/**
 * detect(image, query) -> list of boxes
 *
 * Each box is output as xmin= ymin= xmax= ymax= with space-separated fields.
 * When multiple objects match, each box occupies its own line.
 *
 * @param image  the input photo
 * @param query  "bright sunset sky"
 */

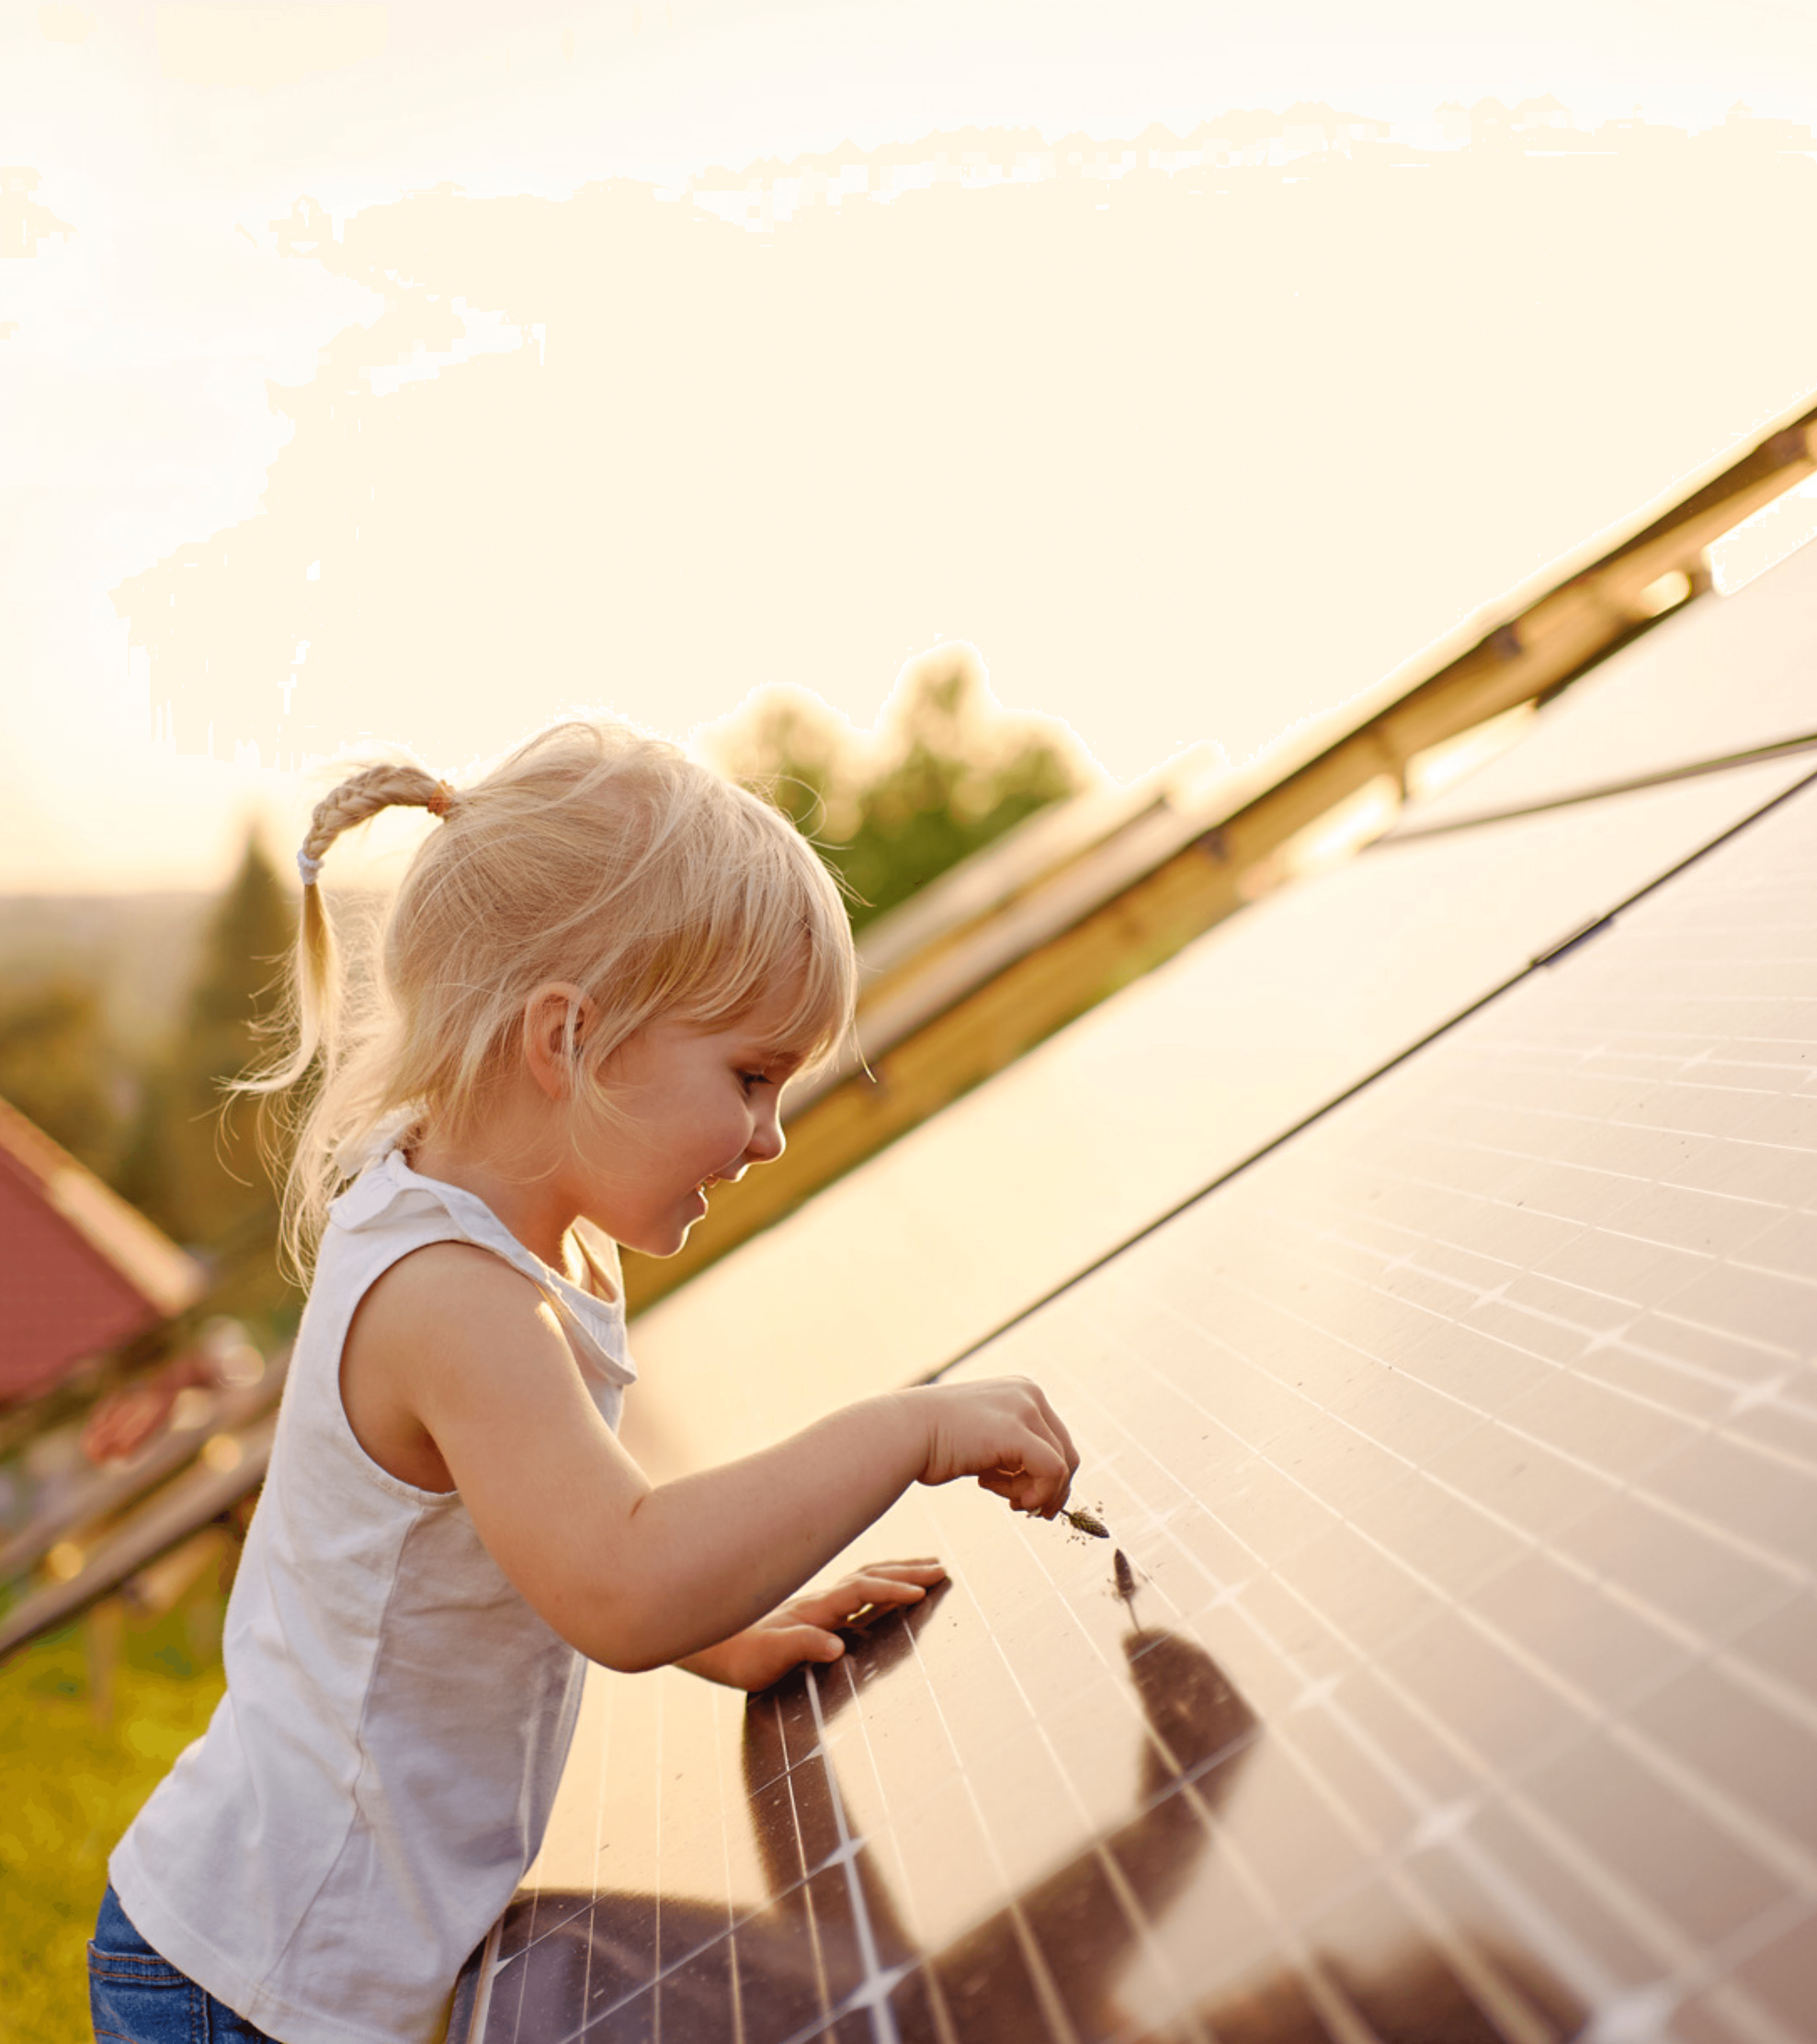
xmin=4 ymin=0 xmax=1816 ymax=893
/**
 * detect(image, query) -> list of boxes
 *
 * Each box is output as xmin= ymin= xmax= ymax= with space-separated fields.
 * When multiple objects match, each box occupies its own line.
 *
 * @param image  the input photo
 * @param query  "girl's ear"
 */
xmin=522 ymin=983 xmax=595 ymax=1100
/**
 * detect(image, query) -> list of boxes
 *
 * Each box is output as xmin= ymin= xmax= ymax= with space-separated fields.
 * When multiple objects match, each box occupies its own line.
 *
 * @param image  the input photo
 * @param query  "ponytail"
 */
xmin=280 ymin=766 xmax=456 ymax=1085
xmin=239 ymin=762 xmax=458 ymax=1279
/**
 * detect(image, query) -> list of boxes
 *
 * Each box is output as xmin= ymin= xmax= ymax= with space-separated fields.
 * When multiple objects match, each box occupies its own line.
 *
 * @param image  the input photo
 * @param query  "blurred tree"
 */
xmin=116 ymin=835 xmax=300 ymax=1332
xmin=0 ymin=979 xmax=126 ymax=1178
xmin=723 ymin=651 xmax=1089 ymax=931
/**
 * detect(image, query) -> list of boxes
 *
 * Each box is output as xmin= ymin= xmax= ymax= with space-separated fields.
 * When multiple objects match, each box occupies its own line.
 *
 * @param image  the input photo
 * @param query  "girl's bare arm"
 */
xmin=347 ymin=1243 xmax=1076 ymax=1673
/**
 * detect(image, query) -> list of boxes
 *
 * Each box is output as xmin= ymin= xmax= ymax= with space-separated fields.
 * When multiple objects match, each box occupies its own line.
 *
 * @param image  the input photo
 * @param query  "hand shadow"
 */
xmin=456 ymin=1586 xmax=1264 ymax=2044
xmin=881 ymin=1622 xmax=1261 ymax=2044
xmin=719 ymin=1608 xmax=1587 ymax=2044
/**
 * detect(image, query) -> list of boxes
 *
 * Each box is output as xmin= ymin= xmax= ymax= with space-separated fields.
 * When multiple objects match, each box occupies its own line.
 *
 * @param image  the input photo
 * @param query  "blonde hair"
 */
xmin=249 ymin=719 xmax=856 ymax=1279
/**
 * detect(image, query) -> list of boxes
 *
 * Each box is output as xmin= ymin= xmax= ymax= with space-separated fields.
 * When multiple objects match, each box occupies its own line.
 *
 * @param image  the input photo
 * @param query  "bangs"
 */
xmin=769 ymin=899 xmax=858 ymax=1075
xmin=664 ymin=801 xmax=857 ymax=1074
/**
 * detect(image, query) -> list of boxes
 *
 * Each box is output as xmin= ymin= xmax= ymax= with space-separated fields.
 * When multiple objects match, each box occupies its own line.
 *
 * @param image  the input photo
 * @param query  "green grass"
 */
xmin=0 ymin=1595 xmax=226 ymax=2044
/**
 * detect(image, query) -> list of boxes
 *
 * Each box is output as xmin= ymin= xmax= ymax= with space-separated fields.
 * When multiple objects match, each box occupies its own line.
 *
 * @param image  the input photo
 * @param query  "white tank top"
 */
xmin=110 ymin=1149 xmax=636 ymax=2044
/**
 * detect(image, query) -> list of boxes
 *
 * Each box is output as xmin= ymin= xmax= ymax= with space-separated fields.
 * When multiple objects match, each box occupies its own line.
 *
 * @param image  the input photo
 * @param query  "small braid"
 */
xmin=298 ymin=766 xmax=458 ymax=884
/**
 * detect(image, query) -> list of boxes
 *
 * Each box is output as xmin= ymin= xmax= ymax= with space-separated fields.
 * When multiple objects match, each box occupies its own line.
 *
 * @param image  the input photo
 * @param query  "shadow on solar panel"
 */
xmin=458 ymin=561 xmax=1817 ymax=2044
xmin=457 ymin=1593 xmax=1584 ymax=2044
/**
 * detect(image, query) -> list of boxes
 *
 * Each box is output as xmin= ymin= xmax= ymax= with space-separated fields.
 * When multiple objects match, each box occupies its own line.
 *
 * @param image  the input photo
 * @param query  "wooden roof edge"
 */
xmin=794 ymin=797 xmax=1243 ymax=1107
xmin=1236 ymin=392 xmax=1817 ymax=765
xmin=1236 ymin=394 xmax=1817 ymax=777
xmin=1590 ymin=400 xmax=1817 ymax=574
xmin=792 ymin=393 xmax=1817 ymax=1097
xmin=852 ymin=771 xmax=1166 ymax=978
xmin=850 ymin=741 xmax=1240 ymax=995
xmin=0 ymin=1095 xmax=207 ymax=1321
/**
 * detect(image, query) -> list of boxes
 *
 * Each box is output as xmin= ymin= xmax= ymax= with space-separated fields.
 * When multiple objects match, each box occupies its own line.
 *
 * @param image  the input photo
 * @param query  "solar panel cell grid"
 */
xmin=459 ymin=775 xmax=1817 ymax=2042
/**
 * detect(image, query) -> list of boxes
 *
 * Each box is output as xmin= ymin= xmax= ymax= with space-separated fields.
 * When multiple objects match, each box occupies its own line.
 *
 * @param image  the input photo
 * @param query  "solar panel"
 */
xmin=453 ymin=769 xmax=1817 ymax=2034
xmin=621 ymin=534 xmax=1817 ymax=1480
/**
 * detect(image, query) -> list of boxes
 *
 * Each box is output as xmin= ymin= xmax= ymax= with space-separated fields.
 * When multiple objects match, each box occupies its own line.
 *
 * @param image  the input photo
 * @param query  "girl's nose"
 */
xmin=746 ymin=1099 xmax=786 ymax=1166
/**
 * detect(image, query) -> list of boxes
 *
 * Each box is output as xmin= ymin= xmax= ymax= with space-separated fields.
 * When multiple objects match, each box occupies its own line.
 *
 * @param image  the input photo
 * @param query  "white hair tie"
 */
xmin=297 ymin=847 xmax=325 ymax=887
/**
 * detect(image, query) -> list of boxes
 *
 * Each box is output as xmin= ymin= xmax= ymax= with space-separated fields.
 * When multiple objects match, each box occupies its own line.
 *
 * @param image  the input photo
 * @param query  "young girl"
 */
xmin=92 ymin=720 xmax=1077 ymax=2044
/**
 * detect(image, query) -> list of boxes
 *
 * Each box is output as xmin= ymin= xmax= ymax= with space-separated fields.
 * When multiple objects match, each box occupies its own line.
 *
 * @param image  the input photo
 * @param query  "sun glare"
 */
xmin=1708 ymin=475 xmax=1817 ymax=596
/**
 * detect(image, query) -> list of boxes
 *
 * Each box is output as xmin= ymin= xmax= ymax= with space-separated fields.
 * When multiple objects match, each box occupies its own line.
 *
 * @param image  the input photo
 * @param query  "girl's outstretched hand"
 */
xmin=910 ymin=1377 xmax=1078 ymax=1518
xmin=678 ymin=1559 xmax=948 ymax=1692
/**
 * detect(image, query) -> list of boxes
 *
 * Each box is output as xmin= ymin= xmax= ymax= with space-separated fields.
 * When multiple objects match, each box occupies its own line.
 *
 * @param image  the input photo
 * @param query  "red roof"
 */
xmin=0 ymin=1096 xmax=206 ymax=1404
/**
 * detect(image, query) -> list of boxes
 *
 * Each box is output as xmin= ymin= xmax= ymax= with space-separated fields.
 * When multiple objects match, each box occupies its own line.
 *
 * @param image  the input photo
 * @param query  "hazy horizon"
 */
xmin=6 ymin=1 xmax=1816 ymax=894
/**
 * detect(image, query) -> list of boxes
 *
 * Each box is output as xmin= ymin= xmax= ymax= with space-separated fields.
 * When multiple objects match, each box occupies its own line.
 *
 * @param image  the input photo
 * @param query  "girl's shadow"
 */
xmin=459 ymin=1584 xmax=1263 ymax=2043
xmin=455 ymin=1586 xmax=1585 ymax=2042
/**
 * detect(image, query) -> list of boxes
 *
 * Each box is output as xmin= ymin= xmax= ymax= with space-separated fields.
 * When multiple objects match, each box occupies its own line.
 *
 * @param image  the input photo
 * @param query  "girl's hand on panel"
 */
xmin=908 ymin=1378 xmax=1078 ymax=1518
xmin=679 ymin=1559 xmax=948 ymax=1691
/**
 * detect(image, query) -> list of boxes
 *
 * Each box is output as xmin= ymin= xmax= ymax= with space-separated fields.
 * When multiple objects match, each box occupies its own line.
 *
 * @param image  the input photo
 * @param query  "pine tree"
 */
xmin=117 ymin=834 xmax=299 ymax=1329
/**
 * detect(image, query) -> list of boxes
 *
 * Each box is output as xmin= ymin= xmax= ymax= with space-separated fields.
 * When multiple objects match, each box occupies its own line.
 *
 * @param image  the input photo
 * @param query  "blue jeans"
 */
xmin=89 ymin=1886 xmax=277 ymax=2044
